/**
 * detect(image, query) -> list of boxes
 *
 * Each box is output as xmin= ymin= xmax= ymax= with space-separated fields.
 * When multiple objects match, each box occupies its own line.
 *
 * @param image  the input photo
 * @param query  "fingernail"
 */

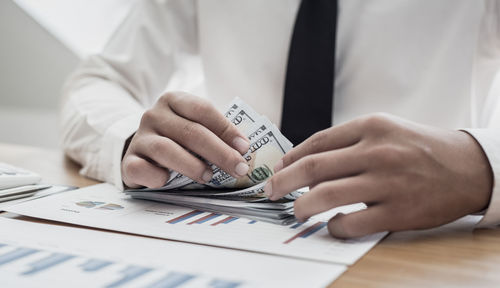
xmin=202 ymin=170 xmax=213 ymax=183
xmin=235 ymin=162 xmax=249 ymax=177
xmin=232 ymin=137 xmax=250 ymax=154
xmin=264 ymin=182 xmax=273 ymax=198
xmin=274 ymin=160 xmax=283 ymax=173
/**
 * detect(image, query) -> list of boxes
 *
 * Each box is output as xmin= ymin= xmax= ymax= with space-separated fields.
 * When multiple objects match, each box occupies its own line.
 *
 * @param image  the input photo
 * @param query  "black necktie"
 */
xmin=281 ymin=0 xmax=338 ymax=146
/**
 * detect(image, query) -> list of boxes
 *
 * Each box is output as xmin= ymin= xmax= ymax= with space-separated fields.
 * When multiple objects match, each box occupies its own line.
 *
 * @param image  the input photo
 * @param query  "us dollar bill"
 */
xmin=156 ymin=97 xmax=293 ymax=192
xmin=207 ymin=128 xmax=291 ymax=189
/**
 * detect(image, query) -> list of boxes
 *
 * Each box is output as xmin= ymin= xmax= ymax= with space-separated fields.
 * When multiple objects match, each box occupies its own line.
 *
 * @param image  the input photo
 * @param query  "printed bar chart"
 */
xmin=106 ymin=265 xmax=153 ymax=288
xmin=0 ymin=242 xmax=249 ymax=288
xmin=0 ymin=247 xmax=38 ymax=266
xmin=0 ymin=217 xmax=345 ymax=288
xmin=167 ymin=210 xmax=203 ymax=224
xmin=290 ymin=222 xmax=304 ymax=229
xmin=80 ymin=259 xmax=113 ymax=272
xmin=188 ymin=213 xmax=221 ymax=225
xmin=211 ymin=216 xmax=238 ymax=226
xmin=146 ymin=271 xmax=195 ymax=288
xmin=209 ymin=279 xmax=243 ymax=288
xmin=23 ymin=253 xmax=75 ymax=275
xmin=283 ymin=222 xmax=327 ymax=244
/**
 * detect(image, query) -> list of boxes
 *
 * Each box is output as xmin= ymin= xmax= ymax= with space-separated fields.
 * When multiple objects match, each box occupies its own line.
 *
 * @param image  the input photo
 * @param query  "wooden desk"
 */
xmin=1 ymin=142 xmax=500 ymax=287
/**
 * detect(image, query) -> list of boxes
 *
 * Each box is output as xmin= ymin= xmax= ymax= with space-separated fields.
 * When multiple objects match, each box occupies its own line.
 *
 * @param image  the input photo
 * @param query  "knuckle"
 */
xmin=140 ymin=110 xmax=157 ymax=127
xmin=160 ymin=91 xmax=176 ymax=105
xmin=218 ymin=119 xmax=235 ymax=140
xmin=366 ymin=144 xmax=406 ymax=166
xmin=308 ymin=130 xmax=328 ymax=150
xmin=190 ymin=99 xmax=213 ymax=116
xmin=123 ymin=158 xmax=143 ymax=180
xmin=180 ymin=121 xmax=202 ymax=140
xmin=361 ymin=113 xmax=392 ymax=132
xmin=300 ymin=156 xmax=320 ymax=179
xmin=148 ymin=138 xmax=166 ymax=157
xmin=315 ymin=182 xmax=337 ymax=204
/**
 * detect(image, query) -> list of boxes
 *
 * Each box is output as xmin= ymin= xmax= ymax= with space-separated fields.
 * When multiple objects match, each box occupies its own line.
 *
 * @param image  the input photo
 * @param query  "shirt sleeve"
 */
xmin=466 ymin=0 xmax=500 ymax=227
xmin=61 ymin=0 xmax=198 ymax=190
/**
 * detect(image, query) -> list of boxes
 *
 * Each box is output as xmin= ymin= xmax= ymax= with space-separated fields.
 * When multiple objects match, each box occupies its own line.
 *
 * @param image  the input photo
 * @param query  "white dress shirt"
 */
xmin=61 ymin=0 xmax=500 ymax=227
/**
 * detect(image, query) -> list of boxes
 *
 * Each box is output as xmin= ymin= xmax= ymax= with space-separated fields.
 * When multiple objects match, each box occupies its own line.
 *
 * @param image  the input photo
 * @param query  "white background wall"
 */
xmin=0 ymin=0 xmax=135 ymax=148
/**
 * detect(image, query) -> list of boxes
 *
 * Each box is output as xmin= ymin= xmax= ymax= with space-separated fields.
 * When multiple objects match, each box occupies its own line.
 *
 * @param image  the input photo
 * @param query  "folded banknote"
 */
xmin=125 ymin=98 xmax=300 ymax=224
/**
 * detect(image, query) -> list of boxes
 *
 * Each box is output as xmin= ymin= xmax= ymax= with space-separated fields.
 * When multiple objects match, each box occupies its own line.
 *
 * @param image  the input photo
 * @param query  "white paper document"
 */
xmin=0 ymin=217 xmax=344 ymax=288
xmin=0 ymin=185 xmax=74 ymax=211
xmin=6 ymin=183 xmax=386 ymax=265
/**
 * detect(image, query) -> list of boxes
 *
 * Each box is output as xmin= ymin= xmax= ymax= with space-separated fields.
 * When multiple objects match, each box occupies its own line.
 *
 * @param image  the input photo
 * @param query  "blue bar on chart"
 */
xmin=0 ymin=243 xmax=5 ymax=248
xmin=146 ymin=271 xmax=195 ymax=288
xmin=106 ymin=265 xmax=153 ymax=288
xmin=167 ymin=210 xmax=204 ymax=224
xmin=80 ymin=258 xmax=113 ymax=272
xmin=0 ymin=247 xmax=39 ymax=266
xmin=290 ymin=222 xmax=305 ymax=229
xmin=248 ymin=220 xmax=257 ymax=224
xmin=301 ymin=222 xmax=328 ymax=239
xmin=22 ymin=252 xmax=75 ymax=275
xmin=188 ymin=213 xmax=221 ymax=225
xmin=209 ymin=279 xmax=243 ymax=288
xmin=211 ymin=216 xmax=238 ymax=226
xmin=283 ymin=222 xmax=327 ymax=244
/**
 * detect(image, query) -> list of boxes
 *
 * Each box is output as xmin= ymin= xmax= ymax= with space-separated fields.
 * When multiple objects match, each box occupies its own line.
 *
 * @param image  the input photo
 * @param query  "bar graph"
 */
xmin=23 ymin=252 xmax=75 ymax=275
xmin=209 ymin=279 xmax=243 ymax=288
xmin=290 ymin=222 xmax=304 ymax=229
xmin=167 ymin=210 xmax=265 ymax=226
xmin=211 ymin=216 xmax=238 ymax=226
xmin=146 ymin=271 xmax=195 ymax=288
xmin=0 ymin=247 xmax=38 ymax=266
xmin=107 ymin=265 xmax=153 ymax=288
xmin=283 ymin=222 xmax=328 ymax=244
xmin=76 ymin=201 xmax=123 ymax=210
xmin=188 ymin=213 xmax=221 ymax=225
xmin=76 ymin=201 xmax=105 ymax=208
xmin=167 ymin=210 xmax=204 ymax=224
xmin=98 ymin=204 xmax=124 ymax=210
xmin=0 ymin=242 xmax=247 ymax=288
xmin=80 ymin=258 xmax=113 ymax=272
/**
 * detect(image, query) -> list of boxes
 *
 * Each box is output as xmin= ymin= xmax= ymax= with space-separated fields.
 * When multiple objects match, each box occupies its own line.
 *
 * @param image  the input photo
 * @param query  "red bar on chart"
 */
xmin=211 ymin=216 xmax=238 ymax=226
xmin=283 ymin=222 xmax=326 ymax=244
xmin=167 ymin=210 xmax=203 ymax=224
xmin=187 ymin=213 xmax=221 ymax=225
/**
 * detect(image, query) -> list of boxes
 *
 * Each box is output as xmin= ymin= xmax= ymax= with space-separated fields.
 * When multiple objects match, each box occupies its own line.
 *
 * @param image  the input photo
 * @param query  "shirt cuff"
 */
xmin=100 ymin=113 xmax=142 ymax=191
xmin=462 ymin=128 xmax=500 ymax=228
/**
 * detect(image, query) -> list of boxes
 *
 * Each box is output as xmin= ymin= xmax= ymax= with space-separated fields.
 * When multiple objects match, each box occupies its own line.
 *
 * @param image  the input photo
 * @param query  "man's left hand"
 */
xmin=264 ymin=114 xmax=493 ymax=238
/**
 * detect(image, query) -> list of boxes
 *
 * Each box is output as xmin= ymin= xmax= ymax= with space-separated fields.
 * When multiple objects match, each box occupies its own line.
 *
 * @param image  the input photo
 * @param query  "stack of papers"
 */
xmin=0 ymin=162 xmax=75 ymax=210
xmin=126 ymin=98 xmax=298 ymax=224
xmin=0 ymin=162 xmax=49 ymax=203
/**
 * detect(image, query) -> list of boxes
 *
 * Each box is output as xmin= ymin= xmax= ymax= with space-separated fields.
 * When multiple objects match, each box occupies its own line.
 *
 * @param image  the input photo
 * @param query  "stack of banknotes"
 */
xmin=125 ymin=98 xmax=301 ymax=225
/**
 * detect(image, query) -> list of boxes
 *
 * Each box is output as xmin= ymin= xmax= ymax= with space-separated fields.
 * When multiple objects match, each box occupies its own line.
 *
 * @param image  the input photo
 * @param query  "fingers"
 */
xmin=162 ymin=115 xmax=249 ymax=178
xmin=327 ymin=206 xmax=389 ymax=238
xmin=131 ymin=135 xmax=212 ymax=184
xmin=293 ymin=176 xmax=380 ymax=221
xmin=122 ymin=155 xmax=170 ymax=189
xmin=265 ymin=147 xmax=364 ymax=200
xmin=166 ymin=92 xmax=250 ymax=154
xmin=277 ymin=121 xmax=363 ymax=172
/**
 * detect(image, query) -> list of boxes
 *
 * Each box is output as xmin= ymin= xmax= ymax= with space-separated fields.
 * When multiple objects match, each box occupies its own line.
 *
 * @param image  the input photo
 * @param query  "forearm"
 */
xmin=61 ymin=74 xmax=144 ymax=188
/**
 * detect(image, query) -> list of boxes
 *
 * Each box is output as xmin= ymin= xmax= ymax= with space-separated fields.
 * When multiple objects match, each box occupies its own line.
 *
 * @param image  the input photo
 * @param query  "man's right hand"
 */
xmin=121 ymin=92 xmax=250 ymax=188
